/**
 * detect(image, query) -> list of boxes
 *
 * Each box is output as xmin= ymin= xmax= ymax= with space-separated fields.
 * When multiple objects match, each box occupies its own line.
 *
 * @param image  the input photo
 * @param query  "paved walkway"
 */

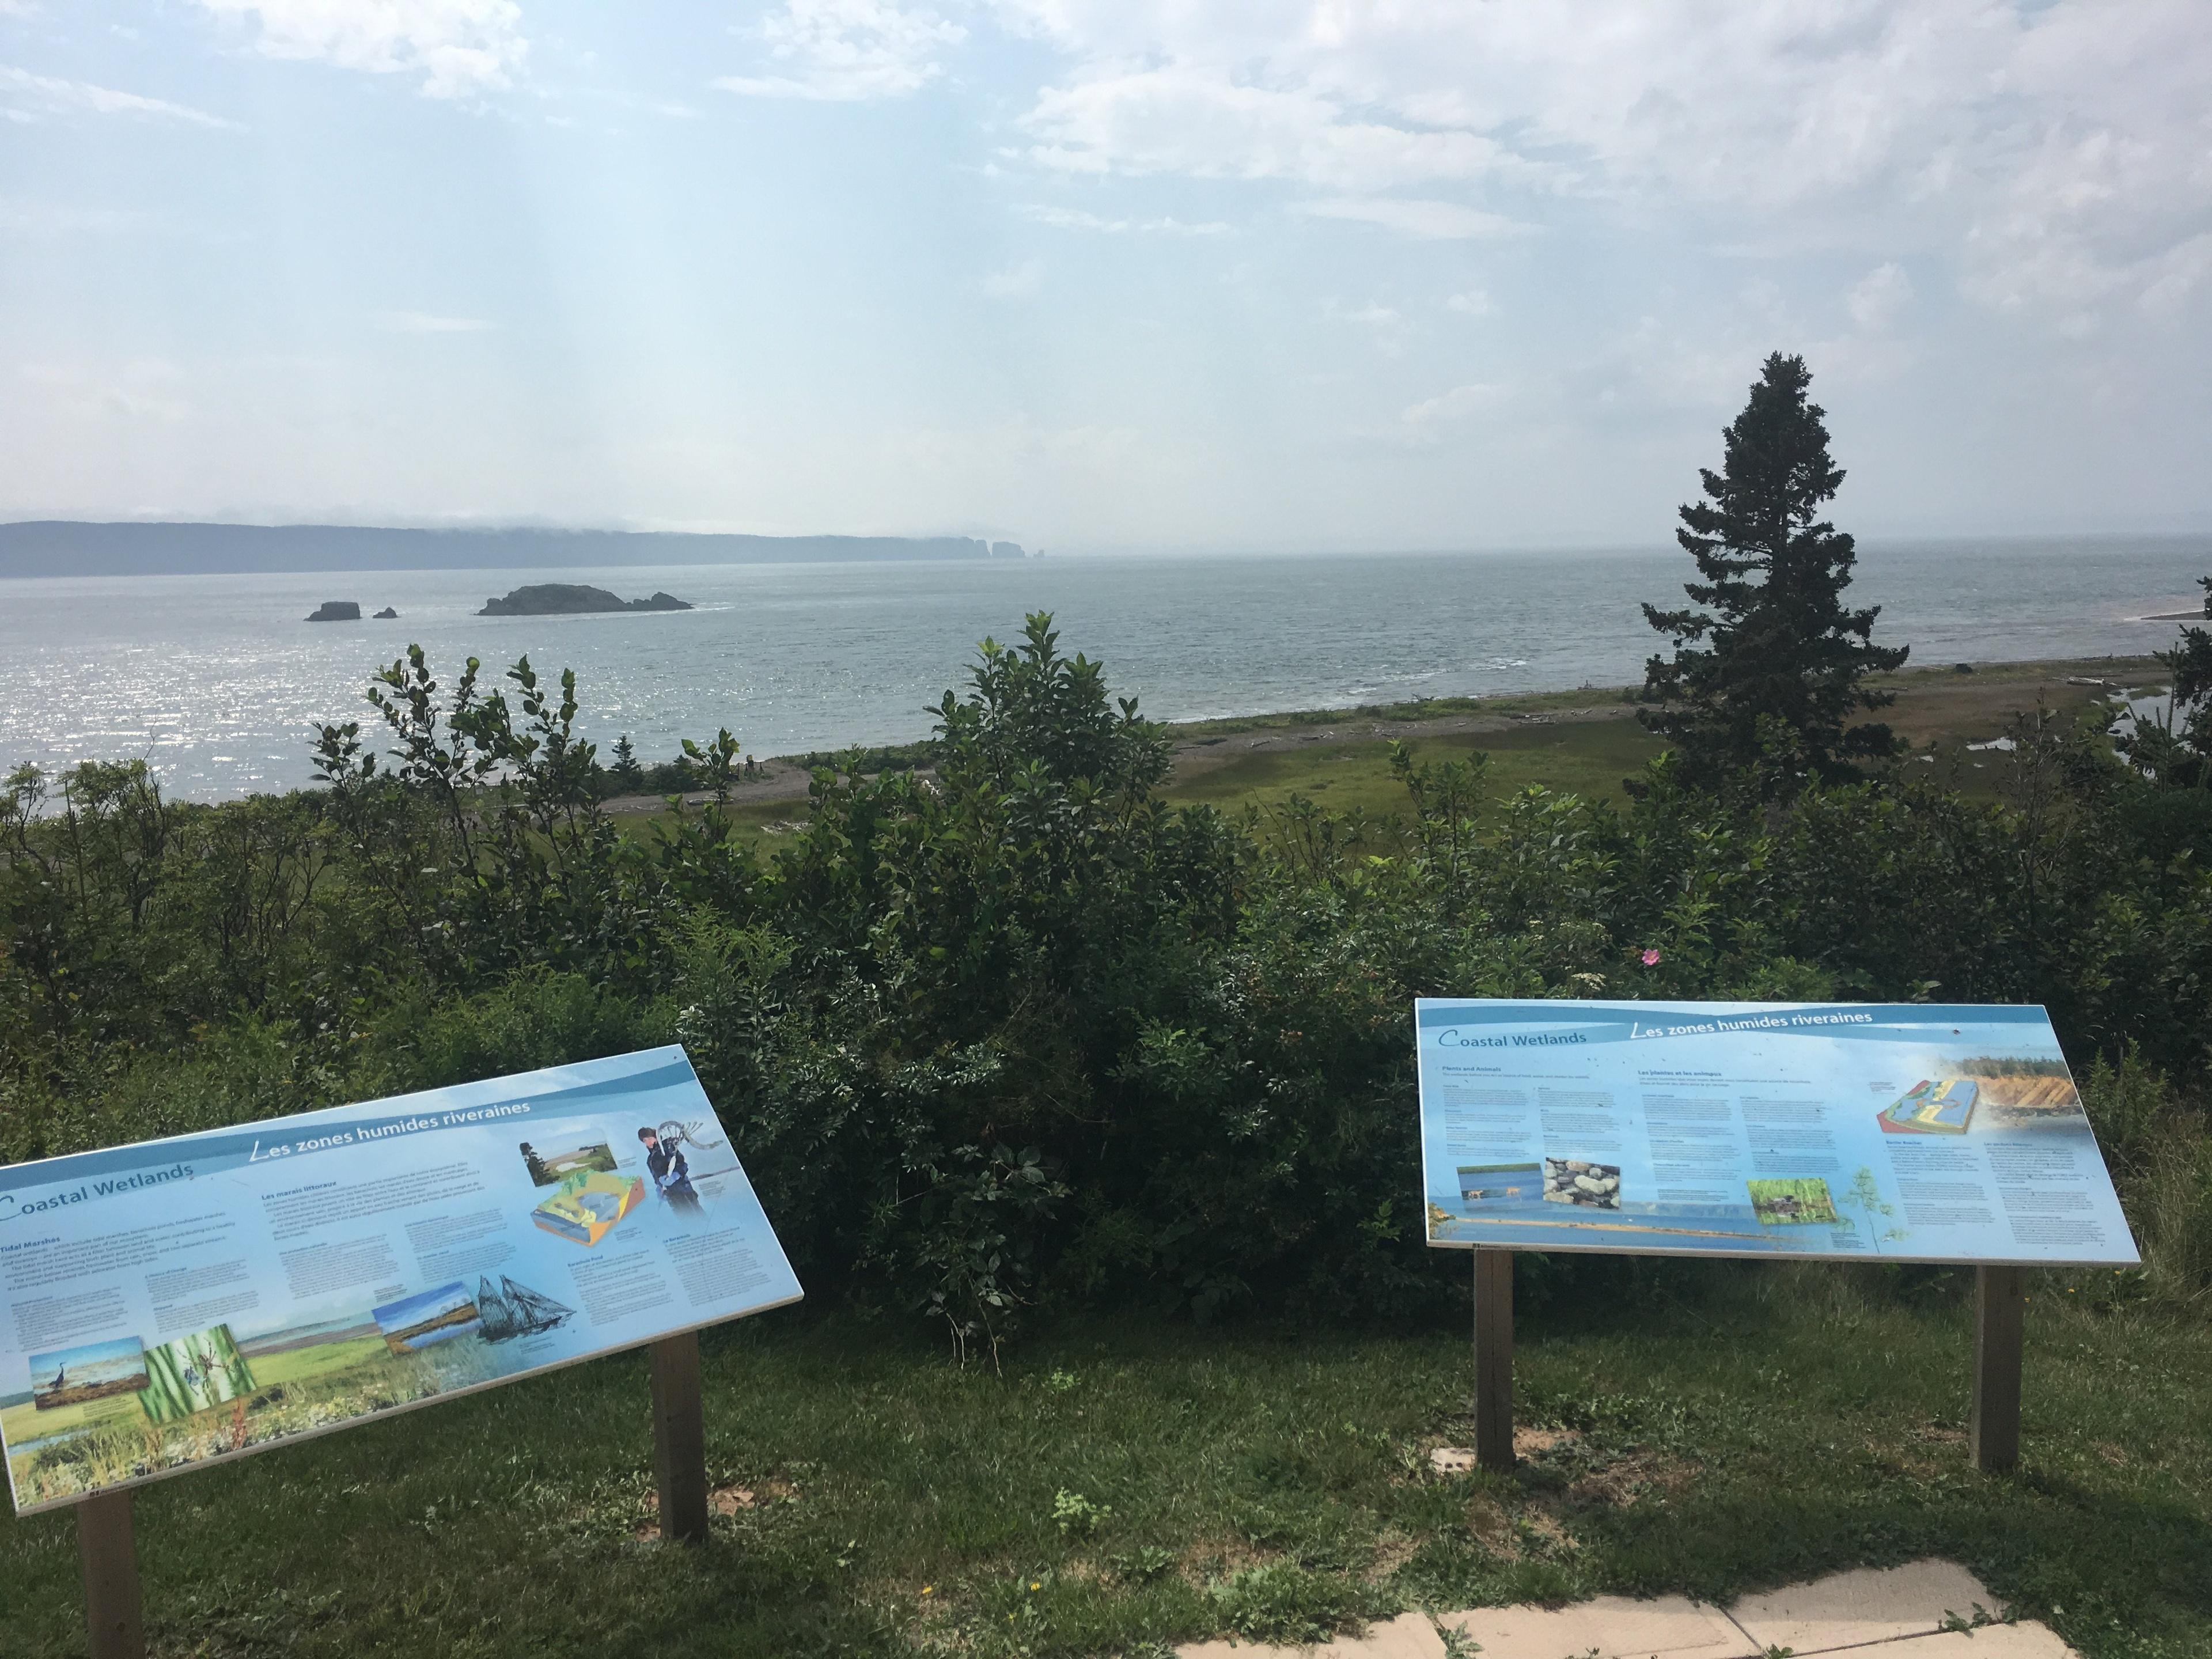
xmin=1181 ymin=1559 xmax=2076 ymax=1658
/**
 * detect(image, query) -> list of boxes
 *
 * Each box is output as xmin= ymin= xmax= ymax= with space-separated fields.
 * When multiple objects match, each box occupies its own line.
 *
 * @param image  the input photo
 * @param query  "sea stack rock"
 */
xmin=478 ymin=584 xmax=694 ymax=616
xmin=305 ymin=601 xmax=361 ymax=622
xmin=373 ymin=606 xmax=399 ymax=619
xmin=990 ymin=540 xmax=1024 ymax=559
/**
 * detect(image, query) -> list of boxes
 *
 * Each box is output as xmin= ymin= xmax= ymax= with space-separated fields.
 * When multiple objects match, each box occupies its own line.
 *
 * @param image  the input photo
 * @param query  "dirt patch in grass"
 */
xmin=1563 ymin=1447 xmax=1696 ymax=1509
xmin=1865 ymin=1421 xmax=1971 ymax=1480
xmin=629 ymin=1476 xmax=800 ymax=1538
xmin=1180 ymin=1532 xmax=1280 ymax=1585
xmin=1363 ymin=1532 xmax=1425 ymax=1581
xmin=1463 ymin=1494 xmax=1514 ymax=1552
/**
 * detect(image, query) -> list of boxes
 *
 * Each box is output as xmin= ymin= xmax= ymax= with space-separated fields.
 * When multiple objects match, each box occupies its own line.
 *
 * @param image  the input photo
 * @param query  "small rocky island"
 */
xmin=305 ymin=600 xmax=361 ymax=622
xmin=373 ymin=606 xmax=399 ymax=619
xmin=478 ymin=584 xmax=694 ymax=617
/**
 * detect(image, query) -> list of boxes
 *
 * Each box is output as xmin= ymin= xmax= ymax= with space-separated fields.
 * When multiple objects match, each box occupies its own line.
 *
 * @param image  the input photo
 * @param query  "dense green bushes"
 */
xmin=4 ymin=615 xmax=2209 ymax=1345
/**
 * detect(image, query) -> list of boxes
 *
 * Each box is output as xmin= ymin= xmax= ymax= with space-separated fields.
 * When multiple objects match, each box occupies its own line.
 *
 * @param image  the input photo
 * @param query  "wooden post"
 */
xmin=1472 ymin=1247 xmax=1515 ymax=1472
xmin=650 ymin=1332 xmax=710 ymax=1544
xmin=78 ymin=1490 xmax=145 ymax=1659
xmin=1971 ymin=1265 xmax=2026 ymax=1474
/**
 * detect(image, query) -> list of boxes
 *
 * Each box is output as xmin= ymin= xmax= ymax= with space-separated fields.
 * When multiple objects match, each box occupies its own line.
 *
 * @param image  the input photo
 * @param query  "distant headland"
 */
xmin=479 ymin=584 xmax=692 ymax=616
xmin=0 ymin=521 xmax=1031 ymax=579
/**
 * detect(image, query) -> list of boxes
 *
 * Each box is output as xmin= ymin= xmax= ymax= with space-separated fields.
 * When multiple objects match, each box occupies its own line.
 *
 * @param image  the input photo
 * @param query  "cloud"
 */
xmin=982 ymin=257 xmax=1043 ymax=298
xmin=2139 ymin=234 xmax=2212 ymax=317
xmin=378 ymin=310 xmax=494 ymax=332
xmin=1327 ymin=299 xmax=1415 ymax=357
xmin=192 ymin=0 xmax=525 ymax=99
xmin=0 ymin=199 xmax=183 ymax=236
xmin=19 ymin=357 xmax=192 ymax=425
xmin=1446 ymin=290 xmax=1492 ymax=317
xmin=1297 ymin=196 xmax=1525 ymax=240
xmin=988 ymin=0 xmax=2212 ymax=331
xmin=1845 ymin=263 xmax=1912 ymax=332
xmin=716 ymin=0 xmax=963 ymax=101
xmin=1020 ymin=65 xmax=1522 ymax=192
xmin=0 ymin=65 xmax=241 ymax=128
xmin=1397 ymin=381 xmax=1510 ymax=440
xmin=1338 ymin=303 xmax=1400 ymax=329
xmin=1016 ymin=203 xmax=1230 ymax=235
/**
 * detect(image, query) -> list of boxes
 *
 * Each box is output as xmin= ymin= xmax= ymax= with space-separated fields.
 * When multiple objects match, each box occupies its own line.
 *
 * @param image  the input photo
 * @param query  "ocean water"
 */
xmin=2 ymin=535 xmax=2207 ymax=801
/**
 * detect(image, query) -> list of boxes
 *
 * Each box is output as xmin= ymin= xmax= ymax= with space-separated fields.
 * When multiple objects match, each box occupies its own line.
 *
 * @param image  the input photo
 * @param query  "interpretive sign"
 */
xmin=1418 ymin=999 xmax=2138 ymax=1266
xmin=0 ymin=1046 xmax=801 ymax=1515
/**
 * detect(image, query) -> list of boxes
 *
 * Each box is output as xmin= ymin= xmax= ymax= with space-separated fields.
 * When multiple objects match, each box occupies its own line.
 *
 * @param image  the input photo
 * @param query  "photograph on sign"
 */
xmin=1416 ymin=1000 xmax=2139 ymax=1266
xmin=0 ymin=1045 xmax=801 ymax=1514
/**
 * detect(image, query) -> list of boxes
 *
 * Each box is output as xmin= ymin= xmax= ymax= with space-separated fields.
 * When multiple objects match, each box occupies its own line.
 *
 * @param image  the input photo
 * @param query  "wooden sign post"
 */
xmin=1468 ymin=1255 xmax=2033 ymax=1480
xmin=67 ymin=1333 xmax=713 ymax=1650
xmin=1970 ymin=1265 xmax=2025 ymax=1474
xmin=650 ymin=1331 xmax=710 ymax=1543
xmin=78 ymin=1489 xmax=144 ymax=1659
xmin=1471 ymin=1248 xmax=1515 ymax=1472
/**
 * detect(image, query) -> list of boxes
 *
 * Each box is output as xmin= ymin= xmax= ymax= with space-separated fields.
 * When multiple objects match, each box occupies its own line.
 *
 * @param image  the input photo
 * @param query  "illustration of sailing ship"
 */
xmin=475 ymin=1275 xmax=577 ymax=1342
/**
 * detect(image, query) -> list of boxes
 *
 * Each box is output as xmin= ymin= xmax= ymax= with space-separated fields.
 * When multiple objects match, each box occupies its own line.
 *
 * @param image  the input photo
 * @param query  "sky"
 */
xmin=3 ymin=0 xmax=2210 ymax=551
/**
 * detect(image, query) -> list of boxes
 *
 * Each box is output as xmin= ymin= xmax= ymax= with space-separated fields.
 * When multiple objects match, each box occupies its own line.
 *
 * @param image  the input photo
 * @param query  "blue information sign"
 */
xmin=1417 ymin=1000 xmax=2139 ymax=1266
xmin=0 ymin=1046 xmax=800 ymax=1514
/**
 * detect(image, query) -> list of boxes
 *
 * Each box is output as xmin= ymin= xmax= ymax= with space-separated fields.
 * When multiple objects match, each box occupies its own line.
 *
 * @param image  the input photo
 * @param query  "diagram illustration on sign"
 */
xmin=1416 ymin=1000 xmax=2138 ymax=1266
xmin=0 ymin=1046 xmax=802 ymax=1515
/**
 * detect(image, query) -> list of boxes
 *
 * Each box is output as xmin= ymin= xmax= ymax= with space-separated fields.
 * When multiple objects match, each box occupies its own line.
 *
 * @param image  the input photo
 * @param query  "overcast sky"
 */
xmin=5 ymin=1 xmax=2209 ymax=550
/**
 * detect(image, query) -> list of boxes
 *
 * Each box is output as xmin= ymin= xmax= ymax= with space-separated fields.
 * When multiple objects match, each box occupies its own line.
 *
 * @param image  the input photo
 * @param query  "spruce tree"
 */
xmin=1641 ymin=352 xmax=1906 ymax=787
xmin=610 ymin=732 xmax=643 ymax=792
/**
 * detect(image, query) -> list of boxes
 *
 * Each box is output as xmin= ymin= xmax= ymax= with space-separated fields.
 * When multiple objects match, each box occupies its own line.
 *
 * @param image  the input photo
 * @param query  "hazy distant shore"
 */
xmin=0 ymin=521 xmax=1030 ymax=579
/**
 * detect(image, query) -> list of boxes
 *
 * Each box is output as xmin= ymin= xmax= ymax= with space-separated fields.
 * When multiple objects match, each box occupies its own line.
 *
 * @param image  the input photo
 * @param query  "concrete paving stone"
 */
xmin=1176 ymin=1562 xmax=2073 ymax=1659
xmin=1853 ymin=1625 xmax=2078 ymax=1657
xmin=1179 ymin=1611 xmax=1446 ymax=1659
xmin=1729 ymin=1559 xmax=2006 ymax=1653
xmin=1435 ymin=1594 xmax=1758 ymax=1659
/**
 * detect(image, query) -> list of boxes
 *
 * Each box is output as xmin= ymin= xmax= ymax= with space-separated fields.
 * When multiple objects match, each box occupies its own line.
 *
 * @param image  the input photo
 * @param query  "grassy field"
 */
xmin=611 ymin=656 xmax=2167 ymax=848
xmin=1160 ymin=656 xmax=2163 ymax=817
xmin=0 ymin=1269 xmax=2205 ymax=1656
xmin=1165 ymin=715 xmax=1665 ymax=817
xmin=0 ymin=1391 xmax=143 ymax=1472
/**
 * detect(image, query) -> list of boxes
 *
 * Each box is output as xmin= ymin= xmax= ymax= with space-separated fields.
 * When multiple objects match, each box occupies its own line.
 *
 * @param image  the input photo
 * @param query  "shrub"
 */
xmin=6 ymin=613 xmax=2210 ymax=1344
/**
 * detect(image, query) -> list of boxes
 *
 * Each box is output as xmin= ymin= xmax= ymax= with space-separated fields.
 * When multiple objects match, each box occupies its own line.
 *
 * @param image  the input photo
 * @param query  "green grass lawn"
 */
xmin=2 ymin=1266 xmax=2205 ymax=1657
xmin=1165 ymin=717 xmax=1666 ymax=817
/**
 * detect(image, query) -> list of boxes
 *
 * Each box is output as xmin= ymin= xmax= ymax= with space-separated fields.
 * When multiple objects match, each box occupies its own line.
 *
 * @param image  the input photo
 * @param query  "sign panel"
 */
xmin=0 ymin=1046 xmax=800 ymax=1514
xmin=1417 ymin=1000 xmax=2139 ymax=1266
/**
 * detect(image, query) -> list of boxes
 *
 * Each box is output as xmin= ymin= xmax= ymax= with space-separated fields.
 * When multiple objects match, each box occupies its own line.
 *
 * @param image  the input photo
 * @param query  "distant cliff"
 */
xmin=479 ymin=584 xmax=692 ymax=616
xmin=0 ymin=521 xmax=1022 ymax=578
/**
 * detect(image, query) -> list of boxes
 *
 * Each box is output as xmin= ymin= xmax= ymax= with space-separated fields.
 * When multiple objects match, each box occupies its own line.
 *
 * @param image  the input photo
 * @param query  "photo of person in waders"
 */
xmin=639 ymin=1125 xmax=701 ymax=1215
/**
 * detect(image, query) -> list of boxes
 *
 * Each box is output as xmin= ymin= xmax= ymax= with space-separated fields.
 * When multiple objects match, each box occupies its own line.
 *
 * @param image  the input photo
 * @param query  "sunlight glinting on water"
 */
xmin=3 ymin=535 xmax=2208 ymax=801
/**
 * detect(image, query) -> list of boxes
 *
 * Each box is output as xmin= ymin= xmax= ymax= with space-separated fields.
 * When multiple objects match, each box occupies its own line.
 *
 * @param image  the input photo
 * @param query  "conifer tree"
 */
xmin=610 ymin=732 xmax=643 ymax=791
xmin=1641 ymin=352 xmax=1906 ymax=787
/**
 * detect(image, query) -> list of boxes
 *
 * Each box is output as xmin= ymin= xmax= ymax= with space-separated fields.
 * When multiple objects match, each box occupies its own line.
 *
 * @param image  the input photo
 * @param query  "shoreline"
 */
xmin=599 ymin=652 xmax=2169 ymax=815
